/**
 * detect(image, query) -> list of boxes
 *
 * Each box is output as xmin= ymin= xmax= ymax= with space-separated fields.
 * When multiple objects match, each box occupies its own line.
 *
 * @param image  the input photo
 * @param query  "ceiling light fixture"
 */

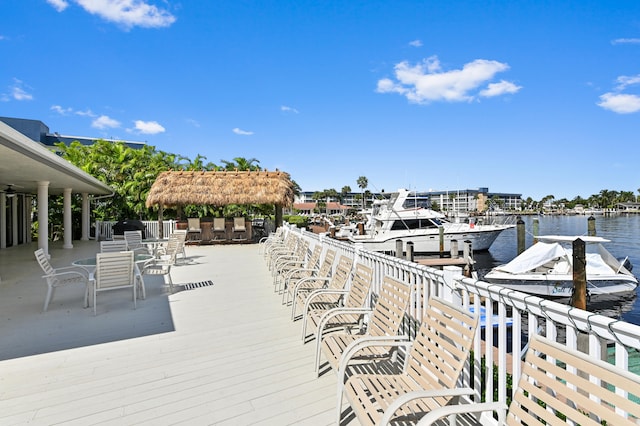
xmin=5 ymin=185 xmax=16 ymax=198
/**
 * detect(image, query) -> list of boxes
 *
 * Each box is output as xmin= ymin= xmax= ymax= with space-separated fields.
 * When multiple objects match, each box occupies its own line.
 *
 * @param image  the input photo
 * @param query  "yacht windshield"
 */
xmin=402 ymin=193 xmax=431 ymax=209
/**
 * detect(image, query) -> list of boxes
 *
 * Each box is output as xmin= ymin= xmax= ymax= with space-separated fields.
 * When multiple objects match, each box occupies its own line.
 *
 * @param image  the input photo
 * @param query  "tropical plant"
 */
xmin=357 ymin=176 xmax=368 ymax=209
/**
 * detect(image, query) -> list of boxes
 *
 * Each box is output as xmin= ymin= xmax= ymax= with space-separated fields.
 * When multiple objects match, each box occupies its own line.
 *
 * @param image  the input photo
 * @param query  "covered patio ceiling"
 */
xmin=145 ymin=170 xmax=295 ymax=208
xmin=0 ymin=121 xmax=112 ymax=196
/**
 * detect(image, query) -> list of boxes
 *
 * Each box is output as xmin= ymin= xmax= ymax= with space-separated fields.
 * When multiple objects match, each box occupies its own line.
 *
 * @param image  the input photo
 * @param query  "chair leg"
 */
xmin=136 ymin=274 xmax=146 ymax=299
xmin=84 ymin=285 xmax=90 ymax=308
xmin=43 ymin=285 xmax=54 ymax=312
xmin=166 ymin=273 xmax=174 ymax=293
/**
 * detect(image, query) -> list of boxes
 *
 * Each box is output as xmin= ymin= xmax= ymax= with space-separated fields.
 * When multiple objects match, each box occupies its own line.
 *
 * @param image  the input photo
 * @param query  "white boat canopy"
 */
xmin=494 ymin=239 xmax=624 ymax=276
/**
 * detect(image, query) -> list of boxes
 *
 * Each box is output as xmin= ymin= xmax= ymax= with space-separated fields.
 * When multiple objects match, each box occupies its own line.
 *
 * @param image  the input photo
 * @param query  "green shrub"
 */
xmin=284 ymin=215 xmax=309 ymax=228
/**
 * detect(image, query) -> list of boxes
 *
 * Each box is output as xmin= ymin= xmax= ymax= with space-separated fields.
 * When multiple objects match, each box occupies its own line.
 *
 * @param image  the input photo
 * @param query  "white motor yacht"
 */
xmin=348 ymin=189 xmax=515 ymax=254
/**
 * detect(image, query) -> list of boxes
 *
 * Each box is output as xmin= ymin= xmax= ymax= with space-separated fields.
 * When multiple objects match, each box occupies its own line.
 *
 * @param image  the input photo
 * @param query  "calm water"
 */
xmin=473 ymin=214 xmax=640 ymax=326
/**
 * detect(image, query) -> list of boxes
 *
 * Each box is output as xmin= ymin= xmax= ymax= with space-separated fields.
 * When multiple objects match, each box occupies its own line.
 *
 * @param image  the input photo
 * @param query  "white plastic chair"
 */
xmin=91 ymin=251 xmax=137 ymax=315
xmin=124 ymin=230 xmax=147 ymax=253
xmin=35 ymin=249 xmax=89 ymax=312
xmin=100 ymin=240 xmax=129 ymax=253
xmin=142 ymin=235 xmax=179 ymax=293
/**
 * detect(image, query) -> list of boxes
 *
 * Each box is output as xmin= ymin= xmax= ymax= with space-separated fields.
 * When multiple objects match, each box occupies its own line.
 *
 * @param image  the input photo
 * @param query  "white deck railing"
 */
xmin=95 ymin=220 xmax=178 ymax=240
xmin=281 ymin=224 xmax=640 ymax=425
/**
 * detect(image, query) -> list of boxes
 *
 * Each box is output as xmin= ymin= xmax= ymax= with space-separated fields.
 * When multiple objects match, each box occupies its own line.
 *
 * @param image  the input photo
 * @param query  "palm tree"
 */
xmin=357 ymin=176 xmax=368 ymax=210
xmin=340 ymin=185 xmax=351 ymax=203
xmin=220 ymin=157 xmax=261 ymax=171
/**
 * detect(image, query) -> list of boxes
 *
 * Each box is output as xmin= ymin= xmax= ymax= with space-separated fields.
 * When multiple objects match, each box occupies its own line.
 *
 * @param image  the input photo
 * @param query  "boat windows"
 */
xmin=390 ymin=219 xmax=440 ymax=231
xmin=401 ymin=194 xmax=431 ymax=209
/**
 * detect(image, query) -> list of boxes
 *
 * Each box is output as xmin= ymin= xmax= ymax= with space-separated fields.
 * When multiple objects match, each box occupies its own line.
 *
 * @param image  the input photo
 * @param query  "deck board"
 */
xmin=0 ymin=242 xmax=343 ymax=425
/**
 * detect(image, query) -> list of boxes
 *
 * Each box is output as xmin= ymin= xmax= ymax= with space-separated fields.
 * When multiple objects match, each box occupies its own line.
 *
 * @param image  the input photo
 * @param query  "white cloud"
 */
xmin=615 ymin=74 xmax=640 ymax=91
xmin=92 ymin=115 xmax=121 ymax=129
xmin=49 ymin=0 xmax=176 ymax=30
xmin=133 ymin=120 xmax=165 ymax=134
xmin=612 ymin=38 xmax=640 ymax=45
xmin=597 ymin=73 xmax=640 ymax=114
xmin=46 ymin=0 xmax=69 ymax=12
xmin=597 ymin=93 xmax=640 ymax=114
xmin=408 ymin=39 xmax=423 ymax=47
xmin=9 ymin=79 xmax=33 ymax=101
xmin=75 ymin=109 xmax=96 ymax=117
xmin=51 ymin=105 xmax=73 ymax=115
xmin=186 ymin=118 xmax=200 ymax=127
xmin=233 ymin=127 xmax=254 ymax=136
xmin=281 ymin=105 xmax=299 ymax=114
xmin=376 ymin=56 xmax=517 ymax=104
xmin=480 ymin=80 xmax=522 ymax=97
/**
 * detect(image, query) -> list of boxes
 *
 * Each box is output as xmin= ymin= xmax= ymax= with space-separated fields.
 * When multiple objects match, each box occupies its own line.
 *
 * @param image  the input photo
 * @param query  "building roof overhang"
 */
xmin=0 ymin=121 xmax=113 ymax=196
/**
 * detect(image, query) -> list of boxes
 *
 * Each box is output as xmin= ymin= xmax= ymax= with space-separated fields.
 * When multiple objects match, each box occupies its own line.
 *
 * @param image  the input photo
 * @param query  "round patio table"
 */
xmin=72 ymin=253 xmax=154 ymax=274
xmin=142 ymin=238 xmax=169 ymax=257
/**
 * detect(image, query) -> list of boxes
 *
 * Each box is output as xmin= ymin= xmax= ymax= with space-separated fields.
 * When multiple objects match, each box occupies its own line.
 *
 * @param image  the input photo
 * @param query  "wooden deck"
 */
xmin=0 ymin=242 xmax=344 ymax=425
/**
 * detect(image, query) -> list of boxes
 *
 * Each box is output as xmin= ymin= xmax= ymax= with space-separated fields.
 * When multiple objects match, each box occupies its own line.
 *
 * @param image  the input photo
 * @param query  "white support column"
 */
xmin=0 ymin=193 xmax=6 ymax=249
xmin=81 ymin=192 xmax=89 ymax=241
xmin=11 ymin=194 xmax=18 ymax=247
xmin=25 ymin=195 xmax=32 ymax=243
xmin=37 ymin=181 xmax=50 ymax=256
xmin=63 ymin=188 xmax=73 ymax=249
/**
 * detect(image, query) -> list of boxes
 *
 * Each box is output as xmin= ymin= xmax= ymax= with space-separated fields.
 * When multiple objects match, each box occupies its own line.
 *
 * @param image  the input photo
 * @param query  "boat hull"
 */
xmin=484 ymin=274 xmax=638 ymax=297
xmin=349 ymin=226 xmax=509 ymax=254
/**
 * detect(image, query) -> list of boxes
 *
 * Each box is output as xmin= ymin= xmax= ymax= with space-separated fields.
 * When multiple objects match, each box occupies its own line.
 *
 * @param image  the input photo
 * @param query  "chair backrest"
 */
xmin=233 ymin=217 xmax=246 ymax=231
xmin=317 ymin=249 xmax=337 ymax=278
xmin=187 ymin=218 xmax=201 ymax=231
xmin=344 ymin=263 xmax=374 ymax=308
xmin=406 ymin=297 xmax=478 ymax=391
xmin=124 ymin=230 xmax=143 ymax=249
xmin=506 ymin=335 xmax=640 ymax=425
xmin=162 ymin=235 xmax=180 ymax=264
xmin=328 ymin=255 xmax=354 ymax=290
xmin=100 ymin=240 xmax=129 ymax=253
xmin=95 ymin=251 xmax=134 ymax=290
xmin=34 ymin=248 xmax=54 ymax=275
xmin=306 ymin=245 xmax=323 ymax=271
xmin=368 ymin=276 xmax=411 ymax=337
xmin=213 ymin=217 xmax=225 ymax=231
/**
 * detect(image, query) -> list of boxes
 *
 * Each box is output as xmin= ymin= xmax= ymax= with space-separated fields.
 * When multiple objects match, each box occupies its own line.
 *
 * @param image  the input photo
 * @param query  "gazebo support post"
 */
xmin=158 ymin=205 xmax=164 ymax=238
xmin=275 ymin=205 xmax=283 ymax=228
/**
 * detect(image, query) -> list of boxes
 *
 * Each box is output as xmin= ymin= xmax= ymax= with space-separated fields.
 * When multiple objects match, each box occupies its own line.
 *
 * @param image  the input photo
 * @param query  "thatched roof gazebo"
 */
xmin=145 ymin=170 xmax=295 ymax=229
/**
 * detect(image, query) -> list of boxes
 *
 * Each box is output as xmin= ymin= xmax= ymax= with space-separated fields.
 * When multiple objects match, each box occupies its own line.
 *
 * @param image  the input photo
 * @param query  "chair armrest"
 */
xmin=293 ymin=275 xmax=330 ymax=292
xmin=380 ymin=388 xmax=480 ymax=426
xmin=304 ymin=288 xmax=348 ymax=307
xmin=53 ymin=265 xmax=89 ymax=278
xmin=45 ymin=270 xmax=88 ymax=281
xmin=415 ymin=401 xmax=507 ymax=426
xmin=338 ymin=336 xmax=411 ymax=384
xmin=315 ymin=307 xmax=372 ymax=340
xmin=276 ymin=259 xmax=305 ymax=272
xmin=284 ymin=267 xmax=319 ymax=281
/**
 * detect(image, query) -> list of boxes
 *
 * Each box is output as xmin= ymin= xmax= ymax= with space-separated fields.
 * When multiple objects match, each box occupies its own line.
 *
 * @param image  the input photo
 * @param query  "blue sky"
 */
xmin=2 ymin=1 xmax=640 ymax=201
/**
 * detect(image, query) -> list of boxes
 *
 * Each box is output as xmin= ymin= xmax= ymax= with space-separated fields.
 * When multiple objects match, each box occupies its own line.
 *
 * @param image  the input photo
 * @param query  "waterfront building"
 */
xmin=0 ymin=116 xmax=146 ymax=150
xmin=295 ymin=187 xmax=522 ymax=214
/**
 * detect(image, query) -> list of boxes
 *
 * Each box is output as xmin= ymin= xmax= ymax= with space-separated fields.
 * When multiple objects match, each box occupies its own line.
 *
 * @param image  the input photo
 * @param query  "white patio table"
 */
xmin=72 ymin=253 xmax=154 ymax=274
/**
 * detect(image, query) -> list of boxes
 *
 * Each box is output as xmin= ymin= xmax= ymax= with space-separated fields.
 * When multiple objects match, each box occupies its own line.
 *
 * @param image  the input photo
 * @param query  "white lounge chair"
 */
xmin=35 ymin=248 xmax=89 ymax=312
xmin=417 ymin=334 xmax=640 ymax=426
xmin=338 ymin=296 xmax=479 ymax=425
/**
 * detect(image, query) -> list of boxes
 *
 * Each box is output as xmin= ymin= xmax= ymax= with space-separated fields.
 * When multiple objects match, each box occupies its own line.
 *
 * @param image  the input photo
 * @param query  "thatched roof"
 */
xmin=145 ymin=170 xmax=295 ymax=208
